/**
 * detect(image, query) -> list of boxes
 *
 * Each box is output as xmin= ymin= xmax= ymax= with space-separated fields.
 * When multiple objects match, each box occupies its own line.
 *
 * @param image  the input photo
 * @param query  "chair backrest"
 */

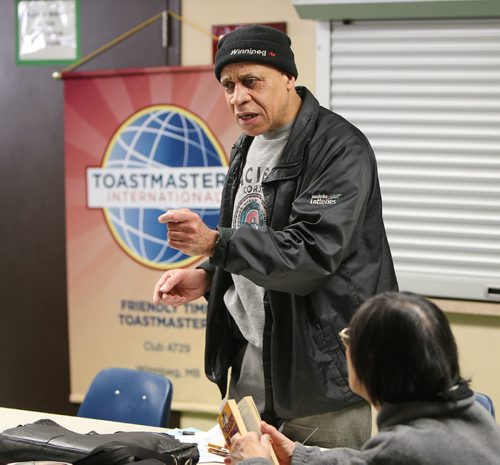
xmin=474 ymin=391 xmax=496 ymax=419
xmin=77 ymin=367 xmax=173 ymax=427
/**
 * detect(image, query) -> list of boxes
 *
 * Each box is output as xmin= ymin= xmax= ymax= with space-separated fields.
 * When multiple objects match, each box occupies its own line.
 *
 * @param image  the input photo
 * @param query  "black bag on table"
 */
xmin=0 ymin=418 xmax=199 ymax=465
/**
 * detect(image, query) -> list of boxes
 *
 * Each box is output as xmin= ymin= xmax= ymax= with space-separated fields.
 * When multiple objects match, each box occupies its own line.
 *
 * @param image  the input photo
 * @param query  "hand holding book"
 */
xmin=260 ymin=421 xmax=296 ymax=465
xmin=217 ymin=396 xmax=295 ymax=465
xmin=227 ymin=430 xmax=275 ymax=464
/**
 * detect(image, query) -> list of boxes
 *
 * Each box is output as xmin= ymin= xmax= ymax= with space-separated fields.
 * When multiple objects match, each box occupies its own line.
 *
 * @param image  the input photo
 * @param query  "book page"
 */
xmin=236 ymin=396 xmax=279 ymax=465
xmin=237 ymin=396 xmax=261 ymax=434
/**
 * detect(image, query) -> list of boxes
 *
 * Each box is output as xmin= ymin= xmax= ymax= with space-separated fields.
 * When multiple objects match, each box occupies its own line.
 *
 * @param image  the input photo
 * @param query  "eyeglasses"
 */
xmin=339 ymin=327 xmax=351 ymax=348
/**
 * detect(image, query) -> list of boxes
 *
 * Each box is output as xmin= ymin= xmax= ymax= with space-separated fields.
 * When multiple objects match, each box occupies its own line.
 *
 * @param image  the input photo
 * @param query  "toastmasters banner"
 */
xmin=64 ymin=66 xmax=240 ymax=413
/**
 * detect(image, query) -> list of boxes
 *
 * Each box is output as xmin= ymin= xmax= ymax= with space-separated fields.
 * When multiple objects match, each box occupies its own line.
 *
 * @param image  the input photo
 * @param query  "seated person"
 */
xmin=225 ymin=291 xmax=500 ymax=465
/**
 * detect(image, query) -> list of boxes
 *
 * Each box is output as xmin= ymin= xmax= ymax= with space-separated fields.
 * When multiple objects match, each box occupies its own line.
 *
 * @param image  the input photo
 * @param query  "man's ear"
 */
xmin=284 ymin=73 xmax=296 ymax=89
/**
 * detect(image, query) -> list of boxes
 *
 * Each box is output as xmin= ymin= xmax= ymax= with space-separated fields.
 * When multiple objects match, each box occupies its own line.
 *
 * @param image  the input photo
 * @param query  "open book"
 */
xmin=217 ymin=396 xmax=279 ymax=465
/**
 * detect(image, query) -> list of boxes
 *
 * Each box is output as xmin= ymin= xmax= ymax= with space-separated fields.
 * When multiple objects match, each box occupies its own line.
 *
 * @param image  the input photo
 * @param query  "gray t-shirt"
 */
xmin=223 ymin=122 xmax=292 ymax=410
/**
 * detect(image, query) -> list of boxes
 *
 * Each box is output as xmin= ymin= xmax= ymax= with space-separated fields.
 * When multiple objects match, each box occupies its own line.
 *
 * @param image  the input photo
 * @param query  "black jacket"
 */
xmin=203 ymin=87 xmax=398 ymax=421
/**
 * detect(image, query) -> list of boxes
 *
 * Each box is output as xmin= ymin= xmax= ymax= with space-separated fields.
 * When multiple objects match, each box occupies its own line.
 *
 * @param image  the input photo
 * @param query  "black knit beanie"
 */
xmin=214 ymin=25 xmax=298 ymax=81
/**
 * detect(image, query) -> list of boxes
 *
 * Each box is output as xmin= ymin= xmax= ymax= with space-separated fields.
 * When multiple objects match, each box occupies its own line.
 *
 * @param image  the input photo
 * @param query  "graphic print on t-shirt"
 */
xmin=234 ymin=194 xmax=266 ymax=229
xmin=233 ymin=164 xmax=271 ymax=229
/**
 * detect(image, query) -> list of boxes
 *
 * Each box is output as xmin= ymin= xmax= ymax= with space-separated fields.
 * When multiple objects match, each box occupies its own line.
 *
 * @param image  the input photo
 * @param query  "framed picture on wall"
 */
xmin=16 ymin=0 xmax=80 ymax=65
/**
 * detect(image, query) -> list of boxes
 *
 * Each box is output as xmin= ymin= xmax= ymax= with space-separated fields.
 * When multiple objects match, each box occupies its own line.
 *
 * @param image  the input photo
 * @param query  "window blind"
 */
xmin=325 ymin=19 xmax=500 ymax=302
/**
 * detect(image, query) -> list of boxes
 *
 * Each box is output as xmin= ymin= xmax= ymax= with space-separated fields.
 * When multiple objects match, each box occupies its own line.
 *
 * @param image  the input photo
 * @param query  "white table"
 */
xmin=0 ymin=407 xmax=170 ymax=434
xmin=0 ymin=407 xmax=224 ymax=463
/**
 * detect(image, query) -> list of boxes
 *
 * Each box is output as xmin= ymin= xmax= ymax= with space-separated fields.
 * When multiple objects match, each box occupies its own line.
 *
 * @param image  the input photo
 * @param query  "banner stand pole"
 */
xmin=53 ymin=12 xmax=162 ymax=80
xmin=52 ymin=10 xmax=219 ymax=80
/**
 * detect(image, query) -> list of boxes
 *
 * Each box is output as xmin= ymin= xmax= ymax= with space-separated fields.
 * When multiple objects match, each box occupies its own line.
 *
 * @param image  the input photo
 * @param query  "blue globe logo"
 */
xmin=100 ymin=105 xmax=227 ymax=269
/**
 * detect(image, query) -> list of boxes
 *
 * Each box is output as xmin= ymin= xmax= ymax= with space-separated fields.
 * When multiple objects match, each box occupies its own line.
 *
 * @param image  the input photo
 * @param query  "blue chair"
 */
xmin=77 ymin=367 xmax=173 ymax=427
xmin=474 ymin=391 xmax=496 ymax=419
